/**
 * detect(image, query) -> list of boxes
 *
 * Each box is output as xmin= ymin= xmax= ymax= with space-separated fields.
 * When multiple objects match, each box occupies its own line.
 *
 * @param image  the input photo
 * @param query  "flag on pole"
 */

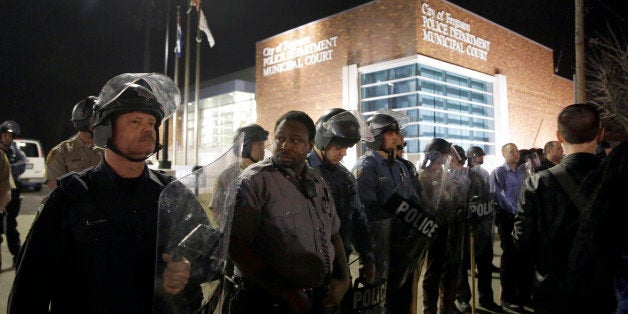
xmin=190 ymin=0 xmax=200 ymax=12
xmin=174 ymin=15 xmax=183 ymax=58
xmin=198 ymin=9 xmax=215 ymax=48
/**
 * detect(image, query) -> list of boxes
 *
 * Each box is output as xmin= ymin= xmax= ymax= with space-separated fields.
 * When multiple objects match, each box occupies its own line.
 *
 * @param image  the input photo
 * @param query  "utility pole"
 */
xmin=575 ymin=0 xmax=586 ymax=103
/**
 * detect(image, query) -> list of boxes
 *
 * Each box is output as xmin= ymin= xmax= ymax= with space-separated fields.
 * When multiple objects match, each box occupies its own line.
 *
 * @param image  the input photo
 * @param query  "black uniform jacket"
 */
xmin=8 ymin=160 xmax=201 ymax=314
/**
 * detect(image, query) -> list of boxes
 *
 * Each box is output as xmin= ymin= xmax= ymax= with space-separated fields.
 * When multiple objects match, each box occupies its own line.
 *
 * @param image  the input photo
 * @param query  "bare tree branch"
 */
xmin=586 ymin=24 xmax=628 ymax=140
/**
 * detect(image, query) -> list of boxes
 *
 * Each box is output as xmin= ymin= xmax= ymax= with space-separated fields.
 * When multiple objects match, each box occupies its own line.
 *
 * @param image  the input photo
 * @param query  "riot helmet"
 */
xmin=421 ymin=138 xmax=454 ymax=169
xmin=72 ymin=96 xmax=98 ymax=132
xmin=0 ymin=120 xmax=20 ymax=136
xmin=234 ymin=123 xmax=268 ymax=161
xmin=424 ymin=138 xmax=452 ymax=155
xmin=93 ymin=73 xmax=180 ymax=162
xmin=314 ymin=108 xmax=361 ymax=150
xmin=466 ymin=146 xmax=485 ymax=159
xmin=466 ymin=146 xmax=485 ymax=166
xmin=365 ymin=109 xmax=409 ymax=152
xmin=453 ymin=145 xmax=467 ymax=165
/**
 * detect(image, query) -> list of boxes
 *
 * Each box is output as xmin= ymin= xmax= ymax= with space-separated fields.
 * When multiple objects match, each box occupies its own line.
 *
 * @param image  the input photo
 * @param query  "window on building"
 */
xmin=177 ymin=91 xmax=257 ymax=165
xmin=359 ymin=59 xmax=495 ymax=156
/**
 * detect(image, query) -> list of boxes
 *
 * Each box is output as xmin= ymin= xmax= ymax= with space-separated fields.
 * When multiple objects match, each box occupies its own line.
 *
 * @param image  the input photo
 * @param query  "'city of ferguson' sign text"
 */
xmin=420 ymin=3 xmax=491 ymax=61
xmin=262 ymin=36 xmax=338 ymax=77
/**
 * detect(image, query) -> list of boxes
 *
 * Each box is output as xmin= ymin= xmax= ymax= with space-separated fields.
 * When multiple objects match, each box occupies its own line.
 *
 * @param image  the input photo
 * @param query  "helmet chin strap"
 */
xmin=321 ymin=148 xmax=339 ymax=170
xmin=107 ymin=140 xmax=163 ymax=163
xmin=377 ymin=147 xmax=395 ymax=165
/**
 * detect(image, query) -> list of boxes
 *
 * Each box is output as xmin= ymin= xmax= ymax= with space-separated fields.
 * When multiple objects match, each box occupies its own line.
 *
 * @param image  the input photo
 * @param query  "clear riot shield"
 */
xmin=418 ymin=150 xmax=469 ymax=263
xmin=523 ymin=151 xmax=541 ymax=177
xmin=153 ymin=135 xmax=243 ymax=314
xmin=342 ymin=218 xmax=390 ymax=313
xmin=446 ymin=160 xmax=470 ymax=263
xmin=419 ymin=152 xmax=455 ymax=218
xmin=466 ymin=165 xmax=495 ymax=253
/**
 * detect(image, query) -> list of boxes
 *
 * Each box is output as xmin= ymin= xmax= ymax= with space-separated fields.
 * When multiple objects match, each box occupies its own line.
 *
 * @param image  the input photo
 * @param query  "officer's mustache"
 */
xmin=140 ymin=134 xmax=156 ymax=143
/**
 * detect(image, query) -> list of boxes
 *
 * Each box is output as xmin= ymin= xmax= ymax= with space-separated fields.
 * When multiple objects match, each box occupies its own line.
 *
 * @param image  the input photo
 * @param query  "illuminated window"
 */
xmin=177 ymin=91 xmax=257 ymax=165
xmin=359 ymin=57 xmax=495 ymax=155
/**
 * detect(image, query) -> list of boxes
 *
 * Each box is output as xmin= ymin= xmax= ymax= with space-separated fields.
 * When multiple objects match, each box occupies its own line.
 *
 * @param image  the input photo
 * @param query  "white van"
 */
xmin=14 ymin=139 xmax=46 ymax=191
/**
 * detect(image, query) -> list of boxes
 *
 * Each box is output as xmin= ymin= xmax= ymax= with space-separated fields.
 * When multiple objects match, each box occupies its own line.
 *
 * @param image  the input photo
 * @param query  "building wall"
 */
xmin=255 ymin=0 xmax=573 ymax=150
xmin=255 ymin=0 xmax=417 ymax=132
xmin=416 ymin=0 xmax=571 ymax=147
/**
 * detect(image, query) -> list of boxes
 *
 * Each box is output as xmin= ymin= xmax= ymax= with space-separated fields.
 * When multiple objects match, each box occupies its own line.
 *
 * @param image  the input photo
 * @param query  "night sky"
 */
xmin=1 ymin=0 xmax=625 ymax=152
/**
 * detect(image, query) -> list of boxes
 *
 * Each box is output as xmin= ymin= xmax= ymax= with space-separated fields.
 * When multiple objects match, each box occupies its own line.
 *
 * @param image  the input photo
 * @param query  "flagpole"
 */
xmin=183 ymin=3 xmax=192 ymax=165
xmin=172 ymin=5 xmax=181 ymax=166
xmin=159 ymin=0 xmax=172 ymax=169
xmin=194 ymin=42 xmax=200 ymax=167
xmin=193 ymin=0 xmax=202 ymax=167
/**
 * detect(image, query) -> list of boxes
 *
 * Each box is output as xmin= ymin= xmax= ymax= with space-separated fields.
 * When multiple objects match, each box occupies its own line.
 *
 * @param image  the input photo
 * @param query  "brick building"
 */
xmin=254 ymin=0 xmax=573 ymax=166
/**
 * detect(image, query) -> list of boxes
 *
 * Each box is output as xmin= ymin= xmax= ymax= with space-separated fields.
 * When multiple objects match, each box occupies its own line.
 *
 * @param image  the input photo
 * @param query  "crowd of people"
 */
xmin=0 ymin=72 xmax=625 ymax=314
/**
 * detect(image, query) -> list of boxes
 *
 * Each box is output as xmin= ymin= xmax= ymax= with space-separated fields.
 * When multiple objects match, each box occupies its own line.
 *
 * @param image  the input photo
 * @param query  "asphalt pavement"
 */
xmin=0 ymin=186 xmax=520 ymax=313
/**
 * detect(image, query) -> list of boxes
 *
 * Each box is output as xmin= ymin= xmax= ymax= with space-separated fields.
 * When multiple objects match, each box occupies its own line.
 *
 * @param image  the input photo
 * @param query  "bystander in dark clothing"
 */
xmin=514 ymin=103 xmax=611 ymax=313
xmin=536 ymin=141 xmax=563 ymax=172
xmin=572 ymin=140 xmax=628 ymax=313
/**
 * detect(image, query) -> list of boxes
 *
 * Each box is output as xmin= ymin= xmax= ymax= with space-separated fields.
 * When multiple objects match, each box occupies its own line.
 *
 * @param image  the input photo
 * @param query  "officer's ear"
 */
xmin=596 ymin=127 xmax=605 ymax=143
xmin=556 ymin=129 xmax=564 ymax=144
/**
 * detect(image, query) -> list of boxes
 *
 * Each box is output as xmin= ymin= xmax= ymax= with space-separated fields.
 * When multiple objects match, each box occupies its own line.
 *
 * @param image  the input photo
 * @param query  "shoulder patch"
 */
xmin=353 ymin=166 xmax=363 ymax=179
xmin=37 ymin=202 xmax=45 ymax=214
xmin=36 ymin=195 xmax=50 ymax=215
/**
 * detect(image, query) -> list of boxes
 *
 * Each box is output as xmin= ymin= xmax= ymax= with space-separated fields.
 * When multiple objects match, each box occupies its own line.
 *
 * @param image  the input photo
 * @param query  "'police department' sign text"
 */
xmin=420 ymin=3 xmax=491 ymax=61
xmin=262 ymin=36 xmax=338 ymax=77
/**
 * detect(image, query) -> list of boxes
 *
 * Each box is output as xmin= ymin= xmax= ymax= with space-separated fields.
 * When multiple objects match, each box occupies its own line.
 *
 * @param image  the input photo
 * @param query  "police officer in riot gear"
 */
xmin=210 ymin=124 xmax=268 ymax=234
xmin=9 ymin=73 xmax=203 ymax=313
xmin=419 ymin=139 xmax=469 ymax=314
xmin=46 ymin=96 xmax=103 ymax=189
xmin=235 ymin=123 xmax=269 ymax=164
xmin=455 ymin=146 xmax=503 ymax=313
xmin=307 ymin=108 xmax=375 ymax=283
xmin=73 ymin=96 xmax=97 ymax=133
xmin=353 ymin=109 xmax=426 ymax=314
xmin=0 ymin=120 xmax=27 ymax=267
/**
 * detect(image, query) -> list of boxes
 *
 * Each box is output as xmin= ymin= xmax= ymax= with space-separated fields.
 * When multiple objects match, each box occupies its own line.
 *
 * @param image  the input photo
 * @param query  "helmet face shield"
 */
xmin=319 ymin=110 xmax=374 ymax=143
xmin=96 ymin=73 xmax=180 ymax=123
xmin=93 ymin=73 xmax=180 ymax=150
xmin=368 ymin=109 xmax=410 ymax=137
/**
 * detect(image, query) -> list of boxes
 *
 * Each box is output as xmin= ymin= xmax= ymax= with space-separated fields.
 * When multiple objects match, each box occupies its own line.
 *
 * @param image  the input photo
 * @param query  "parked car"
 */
xmin=14 ymin=138 xmax=46 ymax=191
